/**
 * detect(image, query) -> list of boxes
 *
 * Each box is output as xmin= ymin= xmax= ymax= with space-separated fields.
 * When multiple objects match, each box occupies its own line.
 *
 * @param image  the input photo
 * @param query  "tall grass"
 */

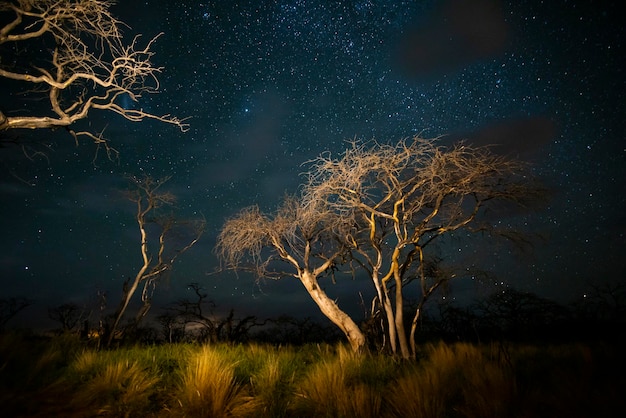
xmin=388 ymin=342 xmax=516 ymax=418
xmin=295 ymin=344 xmax=392 ymax=418
xmin=52 ymin=345 xmax=166 ymax=417
xmin=0 ymin=332 xmax=84 ymax=415
xmin=510 ymin=343 xmax=621 ymax=418
xmin=245 ymin=348 xmax=298 ymax=417
xmin=70 ymin=359 xmax=161 ymax=416
xmin=2 ymin=333 xmax=624 ymax=417
xmin=171 ymin=345 xmax=251 ymax=417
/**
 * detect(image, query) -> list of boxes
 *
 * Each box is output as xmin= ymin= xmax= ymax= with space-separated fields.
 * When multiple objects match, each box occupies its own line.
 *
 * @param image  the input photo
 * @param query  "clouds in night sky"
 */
xmin=395 ymin=0 xmax=509 ymax=77
xmin=0 ymin=0 xmax=624 ymax=329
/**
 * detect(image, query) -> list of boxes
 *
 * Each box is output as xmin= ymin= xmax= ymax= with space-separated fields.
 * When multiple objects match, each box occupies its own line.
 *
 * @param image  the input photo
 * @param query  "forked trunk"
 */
xmin=299 ymin=270 xmax=366 ymax=352
xmin=373 ymin=269 xmax=398 ymax=355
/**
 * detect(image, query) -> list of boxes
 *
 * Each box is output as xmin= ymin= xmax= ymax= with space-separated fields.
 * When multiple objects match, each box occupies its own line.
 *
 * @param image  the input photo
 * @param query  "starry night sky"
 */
xmin=1 ymin=0 xmax=624 ymax=330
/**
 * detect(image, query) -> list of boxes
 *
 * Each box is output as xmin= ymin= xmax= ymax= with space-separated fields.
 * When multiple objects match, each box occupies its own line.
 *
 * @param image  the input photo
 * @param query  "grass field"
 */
xmin=1 ymin=333 xmax=624 ymax=417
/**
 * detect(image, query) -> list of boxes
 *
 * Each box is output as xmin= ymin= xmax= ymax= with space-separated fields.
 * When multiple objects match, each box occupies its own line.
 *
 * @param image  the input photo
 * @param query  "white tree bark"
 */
xmin=299 ymin=270 xmax=365 ymax=352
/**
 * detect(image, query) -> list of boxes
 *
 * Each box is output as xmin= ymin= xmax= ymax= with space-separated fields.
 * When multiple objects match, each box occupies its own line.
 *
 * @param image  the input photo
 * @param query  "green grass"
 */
xmin=1 ymin=333 xmax=624 ymax=417
xmin=246 ymin=347 xmax=299 ymax=417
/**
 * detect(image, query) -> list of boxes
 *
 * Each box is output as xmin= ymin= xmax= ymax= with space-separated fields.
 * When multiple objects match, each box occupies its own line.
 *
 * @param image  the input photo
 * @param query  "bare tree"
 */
xmin=48 ymin=302 xmax=84 ymax=333
xmin=216 ymin=196 xmax=367 ymax=352
xmin=304 ymin=137 xmax=543 ymax=358
xmin=106 ymin=176 xmax=205 ymax=346
xmin=0 ymin=296 xmax=31 ymax=332
xmin=218 ymin=136 xmax=542 ymax=356
xmin=0 ymin=0 xmax=187 ymax=155
xmin=473 ymin=288 xmax=569 ymax=340
xmin=159 ymin=283 xmax=262 ymax=343
xmin=170 ymin=282 xmax=219 ymax=342
xmin=575 ymin=281 xmax=626 ymax=323
xmin=156 ymin=310 xmax=186 ymax=344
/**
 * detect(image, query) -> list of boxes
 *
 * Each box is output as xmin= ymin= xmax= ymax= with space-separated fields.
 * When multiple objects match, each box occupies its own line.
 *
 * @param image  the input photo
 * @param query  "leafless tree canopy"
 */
xmin=48 ymin=302 xmax=84 ymax=332
xmin=304 ymin=137 xmax=542 ymax=357
xmin=217 ymin=195 xmax=354 ymax=280
xmin=0 ymin=0 xmax=187 ymax=153
xmin=217 ymin=136 xmax=543 ymax=356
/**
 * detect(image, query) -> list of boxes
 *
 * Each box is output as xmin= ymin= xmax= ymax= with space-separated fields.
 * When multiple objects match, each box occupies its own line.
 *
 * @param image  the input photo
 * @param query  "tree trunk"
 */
xmin=380 ymin=282 xmax=398 ymax=355
xmin=107 ymin=269 xmax=145 ymax=346
xmin=394 ymin=271 xmax=411 ymax=359
xmin=372 ymin=269 xmax=398 ymax=355
xmin=410 ymin=304 xmax=424 ymax=359
xmin=299 ymin=270 xmax=365 ymax=352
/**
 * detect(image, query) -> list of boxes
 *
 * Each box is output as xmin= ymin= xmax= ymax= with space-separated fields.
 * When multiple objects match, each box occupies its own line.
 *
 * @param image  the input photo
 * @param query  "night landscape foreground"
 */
xmin=2 ymin=285 xmax=625 ymax=417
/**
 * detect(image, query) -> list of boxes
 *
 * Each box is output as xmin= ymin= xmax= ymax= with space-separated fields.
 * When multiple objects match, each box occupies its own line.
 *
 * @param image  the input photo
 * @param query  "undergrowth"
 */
xmin=1 ymin=333 xmax=624 ymax=417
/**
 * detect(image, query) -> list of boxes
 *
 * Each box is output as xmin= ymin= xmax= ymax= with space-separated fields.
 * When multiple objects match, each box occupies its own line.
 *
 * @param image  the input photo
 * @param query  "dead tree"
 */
xmin=0 ymin=0 xmax=187 ymax=155
xmin=304 ymin=137 xmax=543 ymax=358
xmin=218 ymin=136 xmax=542 ymax=356
xmin=216 ymin=196 xmax=366 ymax=352
xmin=160 ymin=283 xmax=262 ymax=343
xmin=0 ymin=296 xmax=31 ymax=332
xmin=106 ymin=176 xmax=204 ymax=346
xmin=163 ymin=282 xmax=219 ymax=342
xmin=48 ymin=302 xmax=84 ymax=333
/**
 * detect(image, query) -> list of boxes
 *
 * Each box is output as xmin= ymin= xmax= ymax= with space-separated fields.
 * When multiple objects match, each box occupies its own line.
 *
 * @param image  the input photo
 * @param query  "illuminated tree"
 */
xmin=0 ymin=0 xmax=187 ymax=155
xmin=217 ymin=196 xmax=366 ymax=352
xmin=106 ymin=176 xmax=205 ymax=346
xmin=217 ymin=136 xmax=542 ymax=356
xmin=305 ymin=137 xmax=542 ymax=358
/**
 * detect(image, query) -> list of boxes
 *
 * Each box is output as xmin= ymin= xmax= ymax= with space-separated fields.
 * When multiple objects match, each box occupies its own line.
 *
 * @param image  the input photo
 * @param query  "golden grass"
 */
xmin=388 ymin=342 xmax=516 ymax=418
xmin=171 ymin=345 xmax=251 ymax=418
xmin=69 ymin=359 xmax=161 ymax=416
xmin=295 ymin=344 xmax=384 ymax=418
xmin=2 ymin=333 xmax=624 ymax=418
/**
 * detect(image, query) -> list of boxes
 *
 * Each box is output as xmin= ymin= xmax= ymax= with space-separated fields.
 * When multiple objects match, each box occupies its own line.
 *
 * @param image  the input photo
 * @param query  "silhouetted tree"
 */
xmin=473 ymin=288 xmax=569 ymax=340
xmin=0 ymin=297 xmax=31 ymax=332
xmin=434 ymin=302 xmax=480 ymax=342
xmin=48 ymin=302 xmax=84 ymax=333
xmin=159 ymin=283 xmax=262 ymax=343
xmin=182 ymin=282 xmax=219 ymax=341
xmin=217 ymin=309 xmax=260 ymax=343
xmin=0 ymin=0 xmax=187 ymax=155
xmin=575 ymin=281 xmax=626 ymax=323
xmin=156 ymin=310 xmax=186 ymax=343
xmin=253 ymin=315 xmax=342 ymax=345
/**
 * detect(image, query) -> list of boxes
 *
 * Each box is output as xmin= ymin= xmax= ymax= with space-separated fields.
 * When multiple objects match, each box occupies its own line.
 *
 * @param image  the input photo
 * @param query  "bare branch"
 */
xmin=0 ymin=0 xmax=188 ymax=154
xmin=216 ymin=135 xmax=543 ymax=356
xmin=301 ymin=135 xmax=543 ymax=358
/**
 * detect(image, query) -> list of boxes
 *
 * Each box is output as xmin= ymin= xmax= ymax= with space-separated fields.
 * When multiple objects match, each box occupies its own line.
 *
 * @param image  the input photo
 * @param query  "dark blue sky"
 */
xmin=1 ymin=0 xmax=624 ymax=330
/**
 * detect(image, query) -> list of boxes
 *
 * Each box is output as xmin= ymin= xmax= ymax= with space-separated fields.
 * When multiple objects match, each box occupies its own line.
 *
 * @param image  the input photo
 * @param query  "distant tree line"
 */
xmin=411 ymin=285 xmax=626 ymax=345
xmin=3 ymin=281 xmax=624 ymax=348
